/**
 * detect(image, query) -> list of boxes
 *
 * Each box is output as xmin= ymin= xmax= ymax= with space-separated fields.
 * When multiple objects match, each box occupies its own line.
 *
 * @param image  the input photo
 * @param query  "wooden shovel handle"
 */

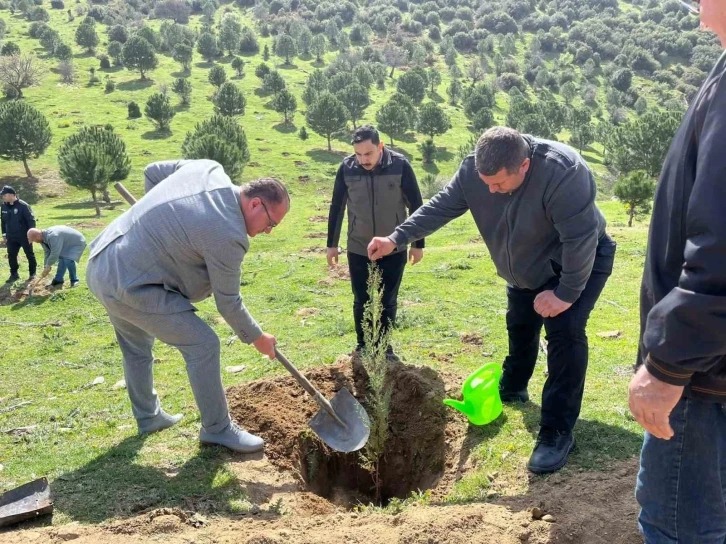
xmin=114 ymin=182 xmax=137 ymax=205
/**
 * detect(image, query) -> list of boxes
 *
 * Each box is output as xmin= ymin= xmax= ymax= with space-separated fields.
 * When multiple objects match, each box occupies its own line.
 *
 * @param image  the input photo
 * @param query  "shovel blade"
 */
xmin=0 ymin=477 xmax=53 ymax=528
xmin=309 ymin=387 xmax=370 ymax=453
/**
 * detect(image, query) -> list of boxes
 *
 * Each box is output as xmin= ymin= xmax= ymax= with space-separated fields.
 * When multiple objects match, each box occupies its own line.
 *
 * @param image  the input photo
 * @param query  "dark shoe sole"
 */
xmin=500 ymin=390 xmax=530 ymax=403
xmin=527 ymin=436 xmax=576 ymax=474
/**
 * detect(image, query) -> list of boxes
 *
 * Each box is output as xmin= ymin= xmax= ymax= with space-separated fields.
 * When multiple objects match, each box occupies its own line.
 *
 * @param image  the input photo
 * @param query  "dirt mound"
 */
xmin=228 ymin=356 xmax=450 ymax=505
xmin=3 ymin=466 xmax=643 ymax=544
xmin=308 ymin=215 xmax=327 ymax=222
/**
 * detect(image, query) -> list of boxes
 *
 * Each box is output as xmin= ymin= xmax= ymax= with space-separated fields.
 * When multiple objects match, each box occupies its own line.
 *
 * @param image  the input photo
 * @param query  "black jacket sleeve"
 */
xmin=643 ymin=73 xmax=726 ymax=385
xmin=401 ymin=161 xmax=425 ymax=249
xmin=1 ymin=204 xmax=5 ymax=237
xmin=326 ymin=164 xmax=348 ymax=249
xmin=22 ymin=202 xmax=36 ymax=231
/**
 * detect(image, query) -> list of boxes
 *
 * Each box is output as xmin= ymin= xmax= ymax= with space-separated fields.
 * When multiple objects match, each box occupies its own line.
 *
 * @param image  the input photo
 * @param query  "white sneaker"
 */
xmin=199 ymin=422 xmax=264 ymax=453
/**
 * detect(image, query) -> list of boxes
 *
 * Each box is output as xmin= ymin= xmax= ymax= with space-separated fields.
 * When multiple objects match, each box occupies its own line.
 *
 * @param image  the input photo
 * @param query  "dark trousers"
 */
xmin=348 ymin=250 xmax=407 ymax=348
xmin=500 ymin=235 xmax=616 ymax=432
xmin=6 ymin=237 xmax=36 ymax=277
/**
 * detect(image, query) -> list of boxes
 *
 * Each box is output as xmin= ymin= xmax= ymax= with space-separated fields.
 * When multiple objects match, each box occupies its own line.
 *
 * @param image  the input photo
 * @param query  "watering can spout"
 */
xmin=442 ymin=398 xmax=467 ymax=414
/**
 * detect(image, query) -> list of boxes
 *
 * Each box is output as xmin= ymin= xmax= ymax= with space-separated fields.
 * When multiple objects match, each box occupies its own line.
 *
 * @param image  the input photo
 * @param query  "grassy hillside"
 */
xmin=0 ymin=0 xmax=705 ymax=522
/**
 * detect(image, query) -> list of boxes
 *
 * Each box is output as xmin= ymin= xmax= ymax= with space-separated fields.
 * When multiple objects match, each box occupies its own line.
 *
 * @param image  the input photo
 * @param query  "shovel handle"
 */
xmin=114 ymin=182 xmax=137 ymax=205
xmin=274 ymin=348 xmax=346 ymax=427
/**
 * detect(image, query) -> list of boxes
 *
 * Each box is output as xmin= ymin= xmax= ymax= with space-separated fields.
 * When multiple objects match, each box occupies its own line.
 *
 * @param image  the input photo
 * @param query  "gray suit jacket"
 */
xmin=41 ymin=225 xmax=86 ymax=267
xmin=86 ymin=159 xmax=262 ymax=344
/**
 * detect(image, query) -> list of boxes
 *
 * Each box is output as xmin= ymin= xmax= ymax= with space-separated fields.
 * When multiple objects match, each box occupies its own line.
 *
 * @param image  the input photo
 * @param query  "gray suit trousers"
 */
xmin=104 ymin=302 xmax=230 ymax=433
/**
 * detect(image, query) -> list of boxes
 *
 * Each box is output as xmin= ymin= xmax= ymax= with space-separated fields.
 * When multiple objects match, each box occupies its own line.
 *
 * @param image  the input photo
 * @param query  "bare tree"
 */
xmin=58 ymin=60 xmax=75 ymax=84
xmin=383 ymin=44 xmax=408 ymax=78
xmin=0 ymin=54 xmax=45 ymax=98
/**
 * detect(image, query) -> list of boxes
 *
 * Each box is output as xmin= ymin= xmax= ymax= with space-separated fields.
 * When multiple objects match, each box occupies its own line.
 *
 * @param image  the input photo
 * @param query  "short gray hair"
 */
xmin=242 ymin=177 xmax=290 ymax=209
xmin=474 ymin=127 xmax=530 ymax=175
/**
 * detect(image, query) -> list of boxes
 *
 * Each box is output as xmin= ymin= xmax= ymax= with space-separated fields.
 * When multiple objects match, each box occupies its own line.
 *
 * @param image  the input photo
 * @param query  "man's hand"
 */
xmin=409 ymin=248 xmax=423 ymax=266
xmin=368 ymin=237 xmax=396 ymax=261
xmin=326 ymin=247 xmax=339 ymax=267
xmin=252 ymin=332 xmax=277 ymax=360
xmin=533 ymin=290 xmax=572 ymax=318
xmin=41 ymin=267 xmax=51 ymax=278
xmin=628 ymin=364 xmax=684 ymax=440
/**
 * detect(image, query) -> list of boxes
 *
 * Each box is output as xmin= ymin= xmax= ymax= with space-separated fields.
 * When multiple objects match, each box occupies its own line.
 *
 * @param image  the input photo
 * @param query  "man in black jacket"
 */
xmin=368 ymin=127 xmax=615 ymax=473
xmin=1 ymin=185 xmax=37 ymax=283
xmin=327 ymin=125 xmax=425 ymax=357
xmin=629 ymin=1 xmax=726 ymax=540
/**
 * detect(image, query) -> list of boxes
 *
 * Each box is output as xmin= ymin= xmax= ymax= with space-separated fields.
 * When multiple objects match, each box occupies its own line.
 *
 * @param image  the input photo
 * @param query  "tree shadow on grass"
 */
xmin=421 ymin=162 xmax=440 ymax=175
xmin=171 ymin=70 xmax=189 ymax=79
xmin=100 ymin=66 xmax=125 ymax=74
xmin=436 ymin=148 xmax=455 ymax=162
xmin=388 ymin=146 xmax=412 ymax=161
xmin=273 ymin=122 xmax=297 ymax=133
xmin=23 ymin=435 xmax=291 ymax=526
xmin=306 ymin=149 xmax=347 ymax=165
xmin=278 ymin=62 xmax=298 ymax=70
xmin=397 ymin=133 xmax=418 ymax=144
xmin=116 ymin=79 xmax=154 ymax=92
xmin=141 ymin=130 xmax=174 ymax=140
xmin=428 ymin=91 xmax=445 ymax=104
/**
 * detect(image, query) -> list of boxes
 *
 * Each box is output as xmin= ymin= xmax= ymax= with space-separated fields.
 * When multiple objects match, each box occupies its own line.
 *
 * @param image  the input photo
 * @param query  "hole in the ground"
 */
xmin=228 ymin=357 xmax=448 ymax=506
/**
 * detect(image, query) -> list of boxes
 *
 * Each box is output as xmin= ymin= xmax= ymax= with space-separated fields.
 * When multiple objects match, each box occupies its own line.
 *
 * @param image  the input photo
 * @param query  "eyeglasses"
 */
xmin=259 ymin=200 xmax=278 ymax=230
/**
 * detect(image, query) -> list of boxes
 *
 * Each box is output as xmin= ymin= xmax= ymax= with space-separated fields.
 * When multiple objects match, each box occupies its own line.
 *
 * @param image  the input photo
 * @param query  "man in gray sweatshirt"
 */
xmin=368 ymin=127 xmax=616 ymax=473
xmin=27 ymin=226 xmax=86 ymax=288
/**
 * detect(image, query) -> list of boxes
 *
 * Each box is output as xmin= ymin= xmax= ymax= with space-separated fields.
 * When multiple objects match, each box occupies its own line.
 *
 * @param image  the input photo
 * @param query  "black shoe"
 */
xmin=28 ymin=274 xmax=36 ymax=280
xmin=527 ymin=427 xmax=575 ymax=474
xmin=499 ymin=388 xmax=530 ymax=403
xmin=70 ymin=280 xmax=80 ymax=288
xmin=48 ymin=279 xmax=64 ymax=288
xmin=5 ymin=274 xmax=19 ymax=283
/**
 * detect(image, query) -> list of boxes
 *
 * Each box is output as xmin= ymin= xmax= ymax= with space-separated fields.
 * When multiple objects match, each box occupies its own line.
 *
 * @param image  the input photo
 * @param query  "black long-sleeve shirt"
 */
xmin=640 ymin=50 xmax=726 ymax=401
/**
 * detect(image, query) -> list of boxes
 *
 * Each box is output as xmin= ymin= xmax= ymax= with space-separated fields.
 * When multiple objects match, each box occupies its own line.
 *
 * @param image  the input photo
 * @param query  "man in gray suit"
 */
xmin=86 ymin=160 xmax=289 ymax=453
xmin=27 ymin=225 xmax=87 ymax=287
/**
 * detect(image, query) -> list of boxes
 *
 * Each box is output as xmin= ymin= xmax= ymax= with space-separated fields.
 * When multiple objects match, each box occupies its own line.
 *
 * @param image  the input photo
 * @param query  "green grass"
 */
xmin=0 ymin=4 xmax=653 ymax=525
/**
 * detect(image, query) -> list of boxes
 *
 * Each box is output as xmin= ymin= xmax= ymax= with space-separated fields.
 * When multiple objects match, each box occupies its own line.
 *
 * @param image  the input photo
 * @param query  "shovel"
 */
xmin=274 ymin=348 xmax=370 ymax=453
xmin=0 ymin=478 xmax=53 ymax=528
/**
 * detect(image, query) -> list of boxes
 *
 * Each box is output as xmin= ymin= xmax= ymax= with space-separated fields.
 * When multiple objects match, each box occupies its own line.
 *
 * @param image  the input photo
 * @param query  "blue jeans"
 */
xmin=54 ymin=257 xmax=78 ymax=283
xmin=636 ymin=397 xmax=726 ymax=543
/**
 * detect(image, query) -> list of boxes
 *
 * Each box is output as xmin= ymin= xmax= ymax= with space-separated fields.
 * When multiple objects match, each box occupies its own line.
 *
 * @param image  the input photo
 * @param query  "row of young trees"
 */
xmin=0 ymin=97 xmax=253 ymax=214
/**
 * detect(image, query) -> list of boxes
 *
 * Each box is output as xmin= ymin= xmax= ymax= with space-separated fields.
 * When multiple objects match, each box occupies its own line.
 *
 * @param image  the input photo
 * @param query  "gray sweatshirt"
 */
xmin=389 ymin=136 xmax=606 ymax=303
xmin=41 ymin=225 xmax=86 ymax=267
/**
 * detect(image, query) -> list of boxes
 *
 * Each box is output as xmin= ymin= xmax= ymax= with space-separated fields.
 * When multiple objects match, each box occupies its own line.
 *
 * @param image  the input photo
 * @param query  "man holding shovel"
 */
xmin=27 ymin=226 xmax=86 ymax=288
xmin=368 ymin=127 xmax=616 ymax=473
xmin=86 ymin=159 xmax=289 ymax=453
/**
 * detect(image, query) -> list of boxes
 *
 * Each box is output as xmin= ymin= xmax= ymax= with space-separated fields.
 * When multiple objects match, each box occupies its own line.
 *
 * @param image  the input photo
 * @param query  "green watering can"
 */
xmin=443 ymin=363 xmax=503 ymax=426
